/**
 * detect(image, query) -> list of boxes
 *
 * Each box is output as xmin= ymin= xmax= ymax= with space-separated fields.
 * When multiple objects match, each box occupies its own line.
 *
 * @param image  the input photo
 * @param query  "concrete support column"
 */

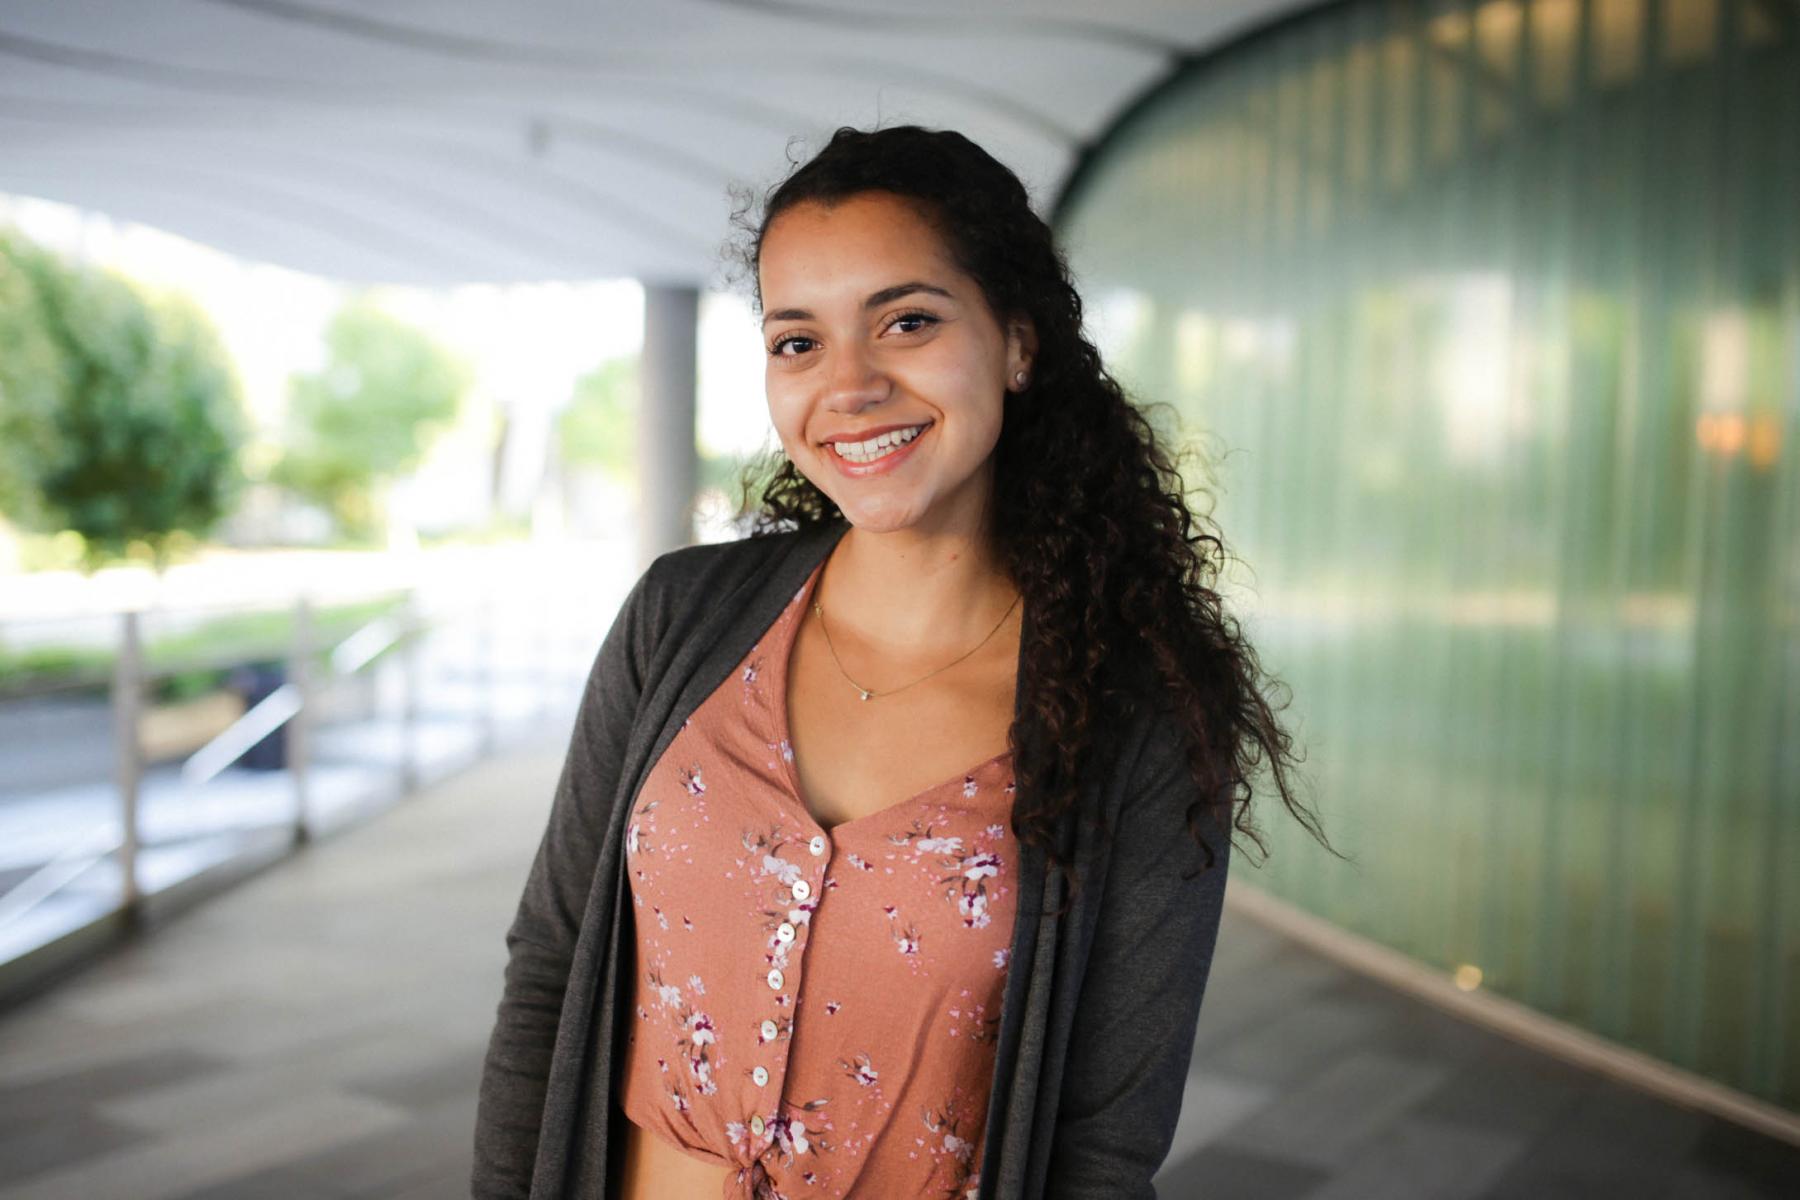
xmin=637 ymin=283 xmax=700 ymax=572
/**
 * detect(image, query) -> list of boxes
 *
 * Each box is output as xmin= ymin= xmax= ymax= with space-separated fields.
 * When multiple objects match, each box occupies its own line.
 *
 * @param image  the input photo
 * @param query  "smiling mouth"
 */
xmin=826 ymin=422 xmax=932 ymax=464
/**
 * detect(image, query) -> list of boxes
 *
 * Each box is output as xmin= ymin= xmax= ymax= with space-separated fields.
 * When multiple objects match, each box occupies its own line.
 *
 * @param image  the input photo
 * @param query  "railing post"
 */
xmin=537 ymin=552 xmax=552 ymax=721
xmin=112 ymin=608 xmax=143 ymax=919
xmin=401 ymin=587 xmax=420 ymax=794
xmin=290 ymin=594 xmax=313 ymax=844
xmin=481 ymin=584 xmax=498 ymax=756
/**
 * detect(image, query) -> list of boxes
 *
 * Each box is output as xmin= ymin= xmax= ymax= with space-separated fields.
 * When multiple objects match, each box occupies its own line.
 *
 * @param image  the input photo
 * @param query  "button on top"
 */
xmin=760 ymin=1019 xmax=778 ymax=1040
xmin=752 ymin=1065 xmax=769 ymax=1086
xmin=809 ymin=835 xmax=827 ymax=856
xmin=775 ymin=921 xmax=796 ymax=943
xmin=766 ymin=967 xmax=784 ymax=990
xmin=791 ymin=878 xmax=811 ymax=901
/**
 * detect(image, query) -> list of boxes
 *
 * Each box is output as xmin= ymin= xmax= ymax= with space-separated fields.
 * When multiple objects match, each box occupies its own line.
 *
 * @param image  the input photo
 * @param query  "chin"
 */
xmin=833 ymin=493 xmax=932 ymax=533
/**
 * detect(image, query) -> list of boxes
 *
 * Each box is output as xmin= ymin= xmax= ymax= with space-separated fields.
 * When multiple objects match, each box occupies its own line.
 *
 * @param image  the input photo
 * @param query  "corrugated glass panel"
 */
xmin=1055 ymin=0 xmax=1799 ymax=1110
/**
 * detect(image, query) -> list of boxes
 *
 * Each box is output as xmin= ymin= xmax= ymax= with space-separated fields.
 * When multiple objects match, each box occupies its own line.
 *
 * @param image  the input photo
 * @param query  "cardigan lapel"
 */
xmin=976 ymin=538 xmax=1058 ymax=1200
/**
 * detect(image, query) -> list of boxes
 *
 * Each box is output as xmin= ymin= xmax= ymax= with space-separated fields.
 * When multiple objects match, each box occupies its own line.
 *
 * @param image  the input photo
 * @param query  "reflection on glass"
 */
xmin=1057 ymin=0 xmax=1798 ymax=1110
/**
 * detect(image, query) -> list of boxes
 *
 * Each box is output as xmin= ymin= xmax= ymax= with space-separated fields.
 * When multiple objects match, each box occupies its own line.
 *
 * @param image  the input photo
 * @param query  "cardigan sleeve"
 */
xmin=471 ymin=562 xmax=665 ymax=1199
xmin=1043 ymin=715 xmax=1233 ymax=1198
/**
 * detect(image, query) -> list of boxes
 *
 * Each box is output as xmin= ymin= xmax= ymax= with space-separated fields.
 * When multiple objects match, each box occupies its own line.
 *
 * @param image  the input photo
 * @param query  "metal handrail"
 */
xmin=0 ymin=599 xmax=424 ymax=934
xmin=176 ymin=611 xmax=411 ymax=788
xmin=0 ymin=822 xmax=122 ymax=930
xmin=0 ymin=545 xmax=602 ymax=988
xmin=178 ymin=682 xmax=305 ymax=789
xmin=329 ymin=613 xmax=409 ymax=677
xmin=0 ymin=593 xmax=416 ymax=704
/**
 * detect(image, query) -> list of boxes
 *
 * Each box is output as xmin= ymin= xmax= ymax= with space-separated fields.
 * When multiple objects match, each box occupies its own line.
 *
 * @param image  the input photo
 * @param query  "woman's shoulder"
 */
xmin=647 ymin=526 xmax=802 ymax=577
xmin=626 ymin=522 xmax=837 ymax=643
xmin=640 ymin=525 xmax=813 ymax=600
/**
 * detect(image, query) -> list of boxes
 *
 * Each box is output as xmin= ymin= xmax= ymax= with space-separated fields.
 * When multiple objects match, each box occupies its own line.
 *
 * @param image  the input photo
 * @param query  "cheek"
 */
xmin=969 ymin=407 xmax=1006 ymax=462
xmin=763 ymin=373 xmax=796 ymax=429
xmin=910 ymin=340 xmax=1004 ymax=407
xmin=925 ymin=357 xmax=1006 ymax=432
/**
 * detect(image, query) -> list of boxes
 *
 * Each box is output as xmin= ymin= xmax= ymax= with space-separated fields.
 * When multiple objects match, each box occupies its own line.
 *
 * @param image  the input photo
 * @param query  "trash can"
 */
xmin=227 ymin=660 xmax=288 ymax=770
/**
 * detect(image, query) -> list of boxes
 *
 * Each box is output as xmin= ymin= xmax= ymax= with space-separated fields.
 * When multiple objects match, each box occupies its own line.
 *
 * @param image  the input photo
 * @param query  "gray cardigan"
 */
xmin=472 ymin=516 xmax=1231 ymax=1198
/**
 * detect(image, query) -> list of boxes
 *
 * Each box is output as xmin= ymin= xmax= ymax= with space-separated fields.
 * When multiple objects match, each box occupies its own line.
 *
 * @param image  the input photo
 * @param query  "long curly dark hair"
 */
xmin=721 ymin=123 xmax=1336 ymax=913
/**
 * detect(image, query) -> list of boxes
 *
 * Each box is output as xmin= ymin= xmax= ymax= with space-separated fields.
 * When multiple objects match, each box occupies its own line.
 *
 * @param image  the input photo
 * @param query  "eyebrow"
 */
xmin=761 ymin=281 xmax=955 ymax=327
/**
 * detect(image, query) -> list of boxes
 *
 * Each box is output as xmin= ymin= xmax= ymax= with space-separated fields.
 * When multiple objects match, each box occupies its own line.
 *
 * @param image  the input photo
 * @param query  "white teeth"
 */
xmin=831 ymin=424 xmax=927 ymax=463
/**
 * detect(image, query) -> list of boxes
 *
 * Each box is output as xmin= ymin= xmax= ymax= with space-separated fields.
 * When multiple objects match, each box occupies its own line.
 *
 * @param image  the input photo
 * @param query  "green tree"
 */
xmin=557 ymin=355 xmax=638 ymax=486
xmin=0 ymin=232 xmax=248 ymax=573
xmin=556 ymin=355 xmax=746 ymax=489
xmin=272 ymin=298 xmax=469 ymax=542
xmin=0 ymin=230 xmax=65 ymax=529
xmin=555 ymin=354 xmax=748 ymax=529
xmin=698 ymin=446 xmax=752 ymax=497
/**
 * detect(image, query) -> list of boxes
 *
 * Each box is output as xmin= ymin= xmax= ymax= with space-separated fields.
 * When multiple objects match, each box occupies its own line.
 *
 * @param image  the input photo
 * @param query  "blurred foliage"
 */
xmin=0 ymin=229 xmax=249 ymax=573
xmin=419 ymin=509 xmax=531 ymax=546
xmin=557 ymin=353 xmax=749 ymax=510
xmin=0 ymin=230 xmax=65 ymax=529
xmin=0 ymin=641 xmax=109 ymax=695
xmin=138 ymin=594 xmax=406 ymax=677
xmin=557 ymin=355 xmax=637 ymax=485
xmin=0 ymin=592 xmax=409 ymax=700
xmin=699 ymin=447 xmax=753 ymax=496
xmin=271 ymin=297 xmax=469 ymax=542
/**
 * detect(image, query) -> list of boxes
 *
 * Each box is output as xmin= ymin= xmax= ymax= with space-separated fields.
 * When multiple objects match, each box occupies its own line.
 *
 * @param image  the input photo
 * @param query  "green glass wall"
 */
xmin=1056 ymin=0 xmax=1798 ymax=1110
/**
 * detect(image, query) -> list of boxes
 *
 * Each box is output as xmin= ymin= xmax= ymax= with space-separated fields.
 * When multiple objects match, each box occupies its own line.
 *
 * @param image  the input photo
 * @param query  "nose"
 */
xmin=822 ymin=339 xmax=889 ymax=413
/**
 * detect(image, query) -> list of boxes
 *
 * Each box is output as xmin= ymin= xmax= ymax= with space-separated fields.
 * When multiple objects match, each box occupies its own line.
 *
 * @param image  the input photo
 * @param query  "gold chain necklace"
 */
xmin=810 ymin=583 xmax=1021 ymax=702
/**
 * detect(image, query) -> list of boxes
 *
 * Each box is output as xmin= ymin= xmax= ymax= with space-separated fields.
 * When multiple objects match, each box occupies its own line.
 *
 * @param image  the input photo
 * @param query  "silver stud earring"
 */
xmin=1014 ymin=370 xmax=1028 ymax=388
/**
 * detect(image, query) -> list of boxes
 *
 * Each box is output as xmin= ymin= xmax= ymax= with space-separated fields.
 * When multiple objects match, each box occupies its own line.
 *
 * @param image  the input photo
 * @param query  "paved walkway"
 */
xmin=0 ymin=735 xmax=1793 ymax=1199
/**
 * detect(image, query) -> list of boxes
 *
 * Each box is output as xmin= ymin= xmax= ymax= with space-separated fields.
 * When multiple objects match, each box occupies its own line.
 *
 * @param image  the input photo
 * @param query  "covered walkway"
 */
xmin=0 ymin=736 xmax=1792 ymax=1199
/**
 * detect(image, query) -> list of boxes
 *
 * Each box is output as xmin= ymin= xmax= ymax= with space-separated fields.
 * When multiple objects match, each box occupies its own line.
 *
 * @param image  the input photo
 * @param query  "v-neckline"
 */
xmin=775 ymin=558 xmax=1014 ymax=837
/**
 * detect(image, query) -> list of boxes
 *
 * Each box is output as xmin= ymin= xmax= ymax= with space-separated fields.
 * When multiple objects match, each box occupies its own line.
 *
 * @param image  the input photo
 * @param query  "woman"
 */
xmin=473 ymin=124 xmax=1327 ymax=1200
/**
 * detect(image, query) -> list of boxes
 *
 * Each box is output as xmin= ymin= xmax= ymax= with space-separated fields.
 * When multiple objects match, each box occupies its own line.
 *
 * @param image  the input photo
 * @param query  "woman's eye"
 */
xmin=890 ymin=311 xmax=938 ymax=334
xmin=769 ymin=334 xmax=814 ymax=357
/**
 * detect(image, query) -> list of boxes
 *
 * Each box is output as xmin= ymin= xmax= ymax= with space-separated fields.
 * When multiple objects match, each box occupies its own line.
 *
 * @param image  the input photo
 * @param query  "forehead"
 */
xmin=759 ymin=192 xmax=958 ymax=300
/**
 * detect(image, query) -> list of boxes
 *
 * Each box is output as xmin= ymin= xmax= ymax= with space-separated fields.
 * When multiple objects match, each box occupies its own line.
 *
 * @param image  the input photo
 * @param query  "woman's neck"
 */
xmin=815 ymin=520 xmax=1020 ymax=665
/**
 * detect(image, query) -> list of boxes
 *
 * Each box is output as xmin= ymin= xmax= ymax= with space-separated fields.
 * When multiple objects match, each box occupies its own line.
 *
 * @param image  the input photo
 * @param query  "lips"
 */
xmin=824 ymin=420 xmax=932 ymax=476
xmin=828 ymin=422 xmax=929 ymax=460
xmin=820 ymin=420 xmax=934 ymax=446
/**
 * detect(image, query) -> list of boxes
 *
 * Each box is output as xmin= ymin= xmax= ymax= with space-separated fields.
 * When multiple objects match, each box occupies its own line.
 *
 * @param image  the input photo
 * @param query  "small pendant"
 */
xmin=859 ymin=689 xmax=872 ymax=701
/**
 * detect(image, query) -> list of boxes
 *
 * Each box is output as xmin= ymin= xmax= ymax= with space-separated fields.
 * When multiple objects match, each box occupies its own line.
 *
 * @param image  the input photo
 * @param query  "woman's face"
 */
xmin=758 ymin=191 xmax=1034 ymax=536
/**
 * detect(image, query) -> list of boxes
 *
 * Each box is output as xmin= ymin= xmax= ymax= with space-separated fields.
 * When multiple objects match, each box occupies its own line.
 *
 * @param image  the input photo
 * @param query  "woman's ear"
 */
xmin=1008 ymin=314 xmax=1038 ymax=384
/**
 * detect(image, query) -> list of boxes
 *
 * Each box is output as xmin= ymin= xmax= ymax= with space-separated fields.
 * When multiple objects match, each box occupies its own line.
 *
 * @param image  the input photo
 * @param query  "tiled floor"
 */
xmin=0 ymin=732 xmax=1794 ymax=1199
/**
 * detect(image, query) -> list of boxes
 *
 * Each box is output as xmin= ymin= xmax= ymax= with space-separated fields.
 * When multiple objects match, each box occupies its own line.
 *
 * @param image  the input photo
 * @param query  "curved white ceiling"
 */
xmin=0 ymin=0 xmax=1297 ymax=286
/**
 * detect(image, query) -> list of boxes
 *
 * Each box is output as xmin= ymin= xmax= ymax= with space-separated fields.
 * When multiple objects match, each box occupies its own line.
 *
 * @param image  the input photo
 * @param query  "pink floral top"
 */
xmin=617 ymin=558 xmax=1019 ymax=1200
